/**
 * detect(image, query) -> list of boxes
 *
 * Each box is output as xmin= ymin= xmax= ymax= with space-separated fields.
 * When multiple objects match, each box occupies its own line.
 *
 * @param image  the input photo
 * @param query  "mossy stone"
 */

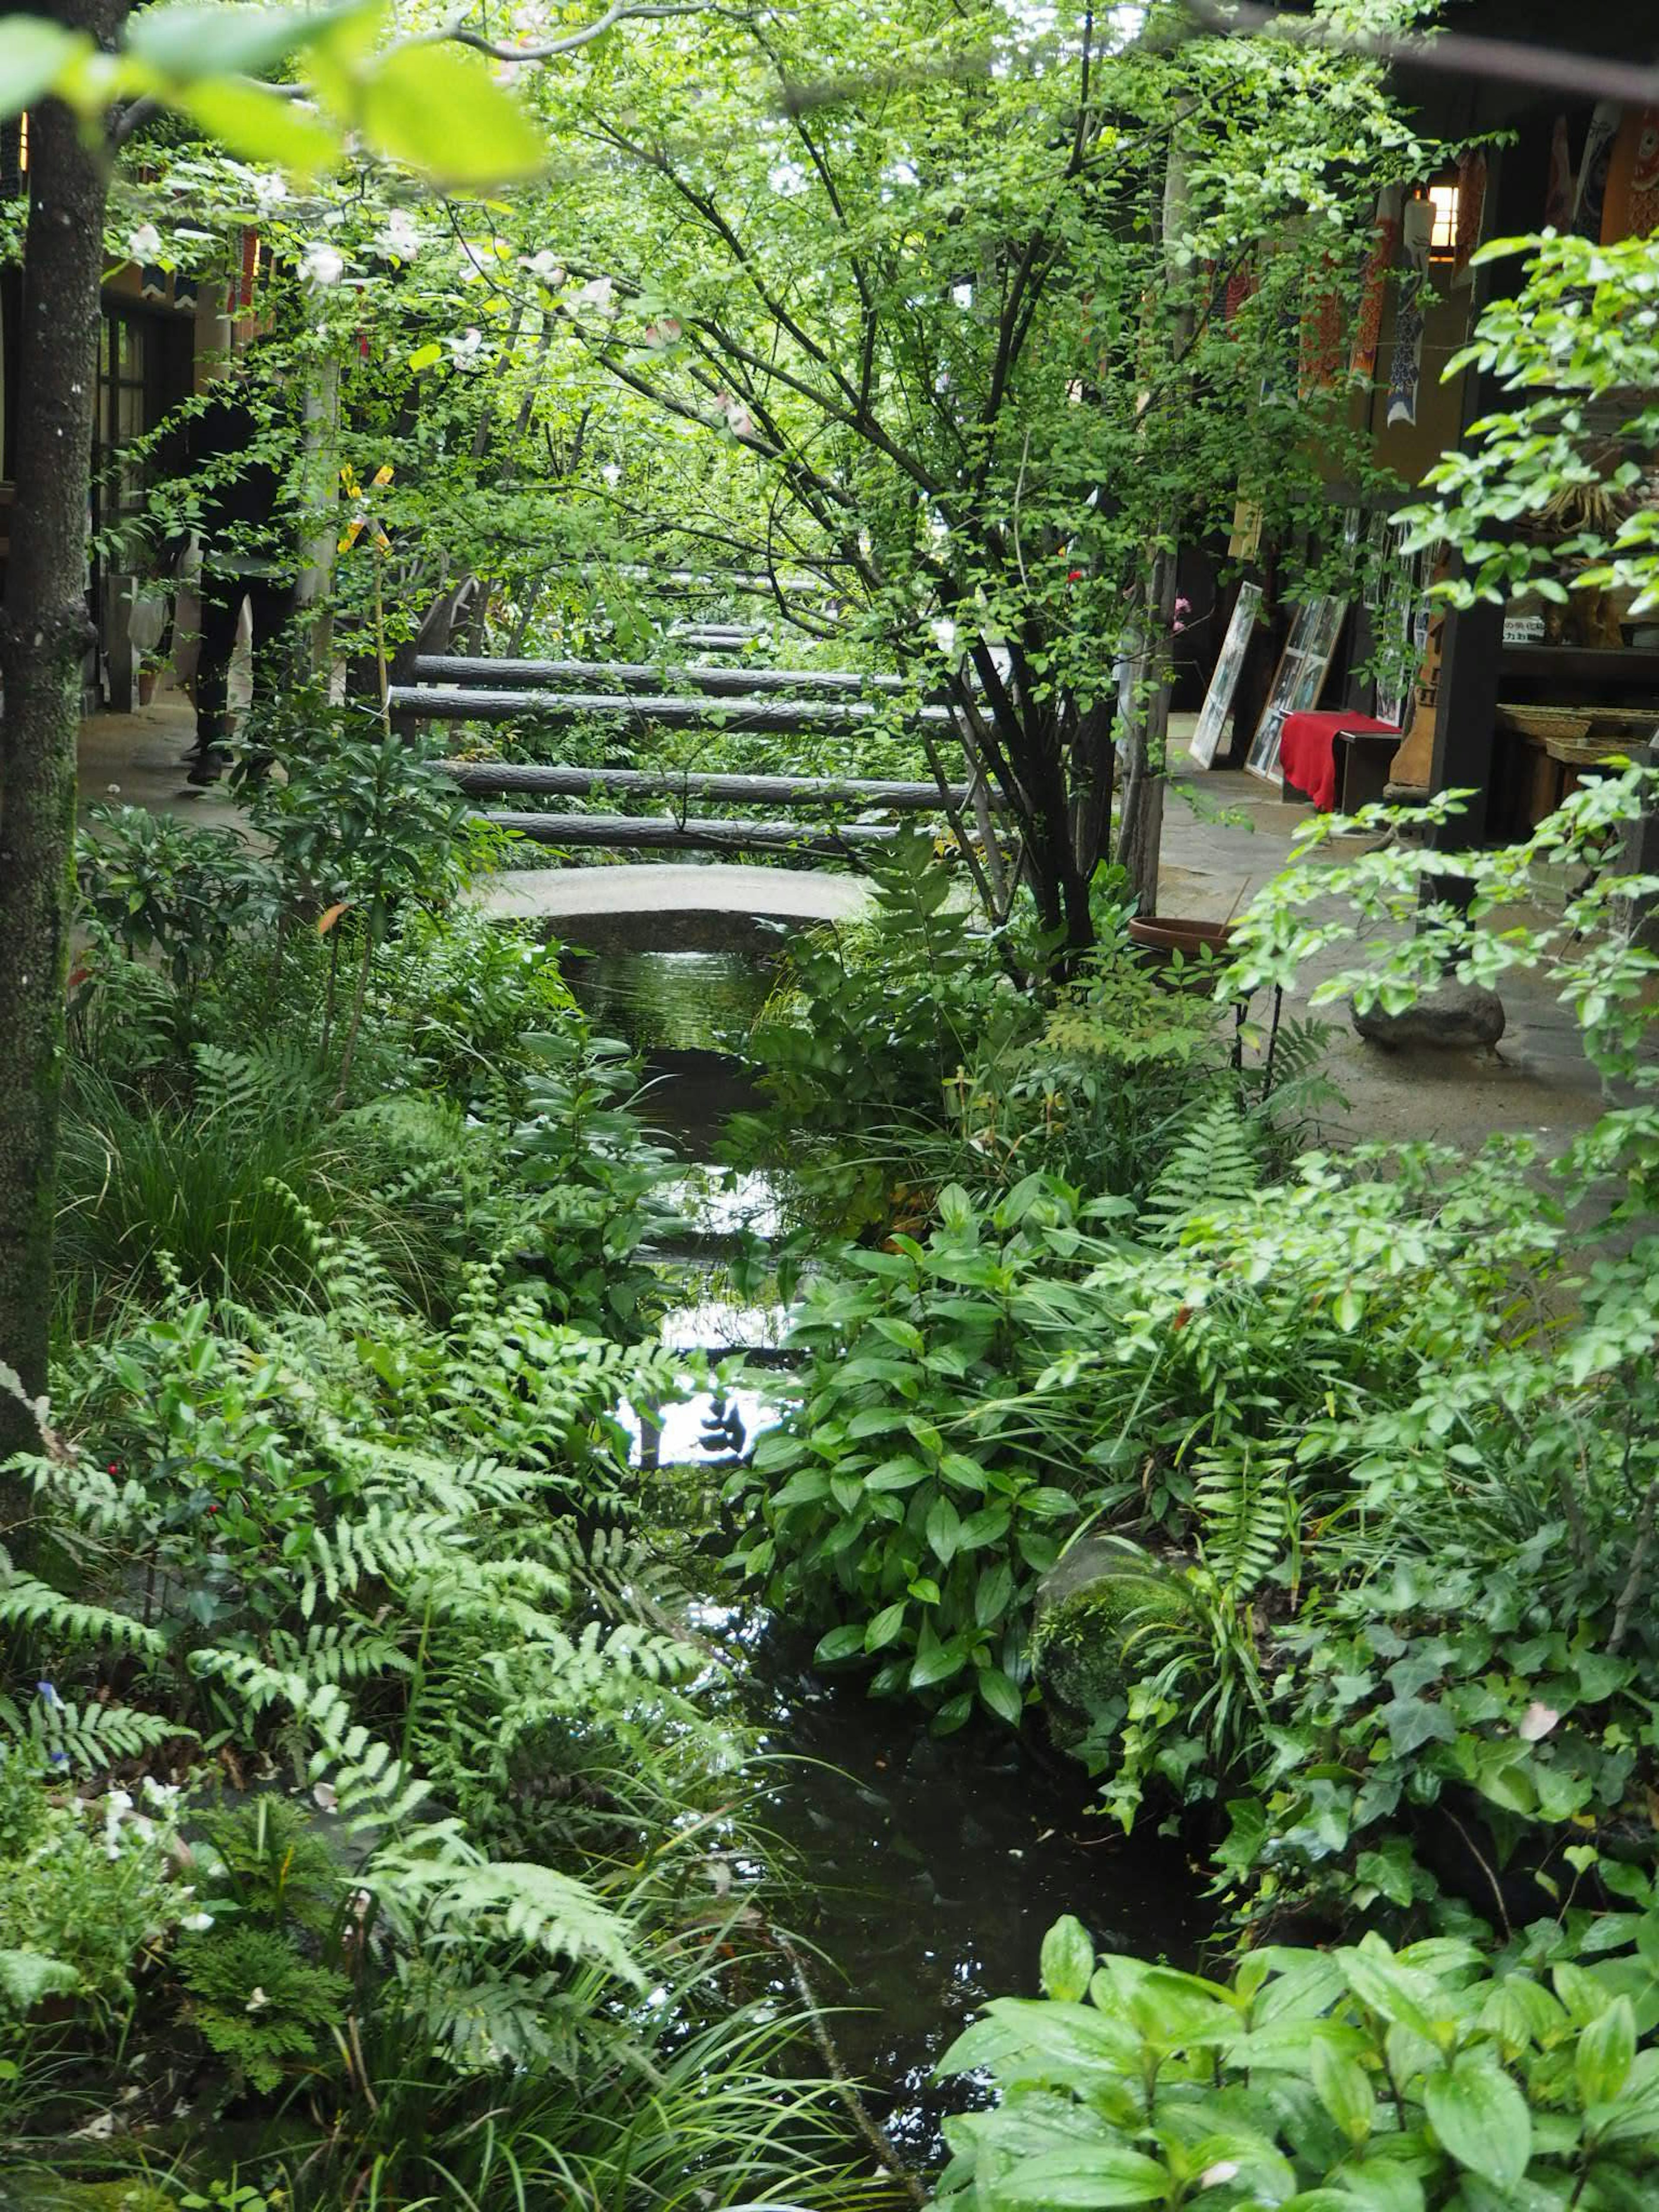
xmin=1031 ymin=1536 xmax=1190 ymax=1755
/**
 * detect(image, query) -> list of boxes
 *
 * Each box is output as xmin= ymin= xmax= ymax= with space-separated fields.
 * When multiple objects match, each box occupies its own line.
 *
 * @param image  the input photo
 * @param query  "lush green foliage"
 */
xmin=938 ymin=1912 xmax=1659 ymax=2211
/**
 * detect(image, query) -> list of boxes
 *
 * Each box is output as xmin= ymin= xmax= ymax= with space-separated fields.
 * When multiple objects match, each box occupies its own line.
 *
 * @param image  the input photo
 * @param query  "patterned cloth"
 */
xmin=1602 ymin=107 xmax=1659 ymax=243
xmin=1387 ymin=197 xmax=1435 ymax=429
xmin=1349 ymin=185 xmax=1401 ymax=383
xmin=1573 ymin=103 xmax=1622 ymax=241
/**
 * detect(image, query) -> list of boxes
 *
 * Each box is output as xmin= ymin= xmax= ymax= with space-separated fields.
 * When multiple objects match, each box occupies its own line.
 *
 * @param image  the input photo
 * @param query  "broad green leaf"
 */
xmin=978 ymin=1667 xmax=1023 ymax=1725
xmin=407 ymin=340 xmax=443 ymax=372
xmin=975 ymin=1559 xmax=1014 ymax=1628
xmin=1337 ymin=1944 xmax=1456 ymax=2048
xmin=909 ymin=1641 xmax=965 ymax=1691
xmin=356 ymin=44 xmax=545 ymax=186
xmin=1586 ymin=2047 xmax=1659 ymax=2149
xmin=178 ymin=77 xmax=339 ymax=173
xmin=1040 ymin=1915 xmax=1096 ymax=2003
xmin=1575 ymin=1994 xmax=1635 ymax=2107
xmin=1311 ymin=2032 xmax=1376 ymax=2145
xmin=864 ymin=1601 xmax=907 ymax=1653
xmin=814 ymin=1624 xmax=865 ymax=1665
xmin=986 ymin=2143 xmax=1170 ymax=2208
xmin=0 ymin=17 xmax=84 ymax=118
xmin=127 ymin=0 xmax=364 ymax=81
xmin=1422 ymin=2050 xmax=1530 ymax=2188
xmin=927 ymin=1493 xmax=962 ymax=1564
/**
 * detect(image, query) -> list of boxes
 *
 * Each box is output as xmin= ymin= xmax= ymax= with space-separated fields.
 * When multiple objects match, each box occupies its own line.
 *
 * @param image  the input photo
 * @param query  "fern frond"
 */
xmin=1192 ymin=1442 xmax=1292 ymax=1599
xmin=0 ymin=1571 xmax=166 ymax=1656
xmin=1142 ymin=1094 xmax=1261 ymax=1248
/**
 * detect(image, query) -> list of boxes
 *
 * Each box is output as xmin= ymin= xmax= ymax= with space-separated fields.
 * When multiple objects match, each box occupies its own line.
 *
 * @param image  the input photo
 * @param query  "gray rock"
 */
xmin=1351 ymin=979 xmax=1505 ymax=1050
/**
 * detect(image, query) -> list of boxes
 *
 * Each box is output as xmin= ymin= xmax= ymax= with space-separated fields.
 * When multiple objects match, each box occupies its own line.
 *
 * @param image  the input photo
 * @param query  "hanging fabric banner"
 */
xmin=1299 ymin=256 xmax=1343 ymax=398
xmin=1452 ymin=150 xmax=1487 ymax=285
xmin=1544 ymin=115 xmax=1575 ymax=229
xmin=1572 ymin=102 xmax=1622 ymax=240
xmin=236 ymin=227 xmax=259 ymax=312
xmin=1601 ymin=107 xmax=1659 ymax=244
xmin=1386 ymin=197 xmax=1434 ymax=429
xmin=1348 ymin=184 xmax=1401 ymax=383
xmin=1224 ymin=257 xmax=1257 ymax=326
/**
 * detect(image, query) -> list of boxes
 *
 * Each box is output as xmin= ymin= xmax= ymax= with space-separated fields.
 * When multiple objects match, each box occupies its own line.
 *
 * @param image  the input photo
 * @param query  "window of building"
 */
xmin=1425 ymin=181 xmax=1460 ymax=259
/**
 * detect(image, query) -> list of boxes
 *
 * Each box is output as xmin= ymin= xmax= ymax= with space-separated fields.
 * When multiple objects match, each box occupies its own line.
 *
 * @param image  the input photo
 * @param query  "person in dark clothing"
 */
xmin=183 ymin=374 xmax=297 ymax=785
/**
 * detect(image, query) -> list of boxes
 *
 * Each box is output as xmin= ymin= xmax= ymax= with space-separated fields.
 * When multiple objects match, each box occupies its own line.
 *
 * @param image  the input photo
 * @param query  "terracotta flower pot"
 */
xmin=1127 ymin=916 xmax=1236 ymax=972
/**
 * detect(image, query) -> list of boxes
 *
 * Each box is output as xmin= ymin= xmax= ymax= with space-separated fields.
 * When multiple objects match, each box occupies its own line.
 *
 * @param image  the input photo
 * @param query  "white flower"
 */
xmin=106 ymin=782 xmax=121 ymax=795
xmin=378 ymin=210 xmax=420 ymax=259
xmin=524 ymin=249 xmax=564 ymax=283
xmin=245 ymin=1986 xmax=270 ymax=2013
xmin=570 ymin=274 xmax=613 ymax=313
xmin=181 ymin=1911 xmax=215 ymax=1932
xmin=312 ymin=1780 xmax=338 ymax=1812
xmin=129 ymin=223 xmax=162 ymax=262
xmin=300 ymin=242 xmax=344 ymax=289
xmin=252 ymin=172 xmax=287 ymax=210
xmin=446 ymin=327 xmax=484 ymax=364
xmin=601 ymin=462 xmax=621 ymax=486
xmin=1519 ymin=1700 xmax=1560 ymax=1742
xmin=142 ymin=1777 xmax=179 ymax=1808
xmin=1198 ymin=2163 xmax=1240 ymax=2189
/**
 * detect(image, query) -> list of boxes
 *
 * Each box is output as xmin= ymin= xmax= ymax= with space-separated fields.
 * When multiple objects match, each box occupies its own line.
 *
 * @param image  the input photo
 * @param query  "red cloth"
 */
xmin=1278 ymin=711 xmax=1400 ymax=811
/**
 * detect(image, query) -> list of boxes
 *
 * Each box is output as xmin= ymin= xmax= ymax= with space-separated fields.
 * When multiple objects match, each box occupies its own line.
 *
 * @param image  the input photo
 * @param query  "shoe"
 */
xmin=186 ymin=746 xmax=229 ymax=787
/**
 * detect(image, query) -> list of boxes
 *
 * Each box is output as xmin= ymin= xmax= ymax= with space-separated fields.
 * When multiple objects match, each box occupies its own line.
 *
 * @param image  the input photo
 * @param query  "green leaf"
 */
xmin=1576 ymin=1994 xmax=1635 ymax=2107
xmin=975 ymin=1559 xmax=1015 ymax=1629
xmin=1311 ymin=2032 xmax=1376 ymax=2145
xmin=927 ymin=1493 xmax=962 ymax=1565
xmin=864 ymin=1602 xmax=907 ymax=1653
xmin=1422 ymin=2050 xmax=1531 ymax=2188
xmin=356 ymin=44 xmax=545 ymax=186
xmin=0 ymin=1948 xmax=78 ymax=2012
xmin=0 ymin=17 xmax=85 ymax=118
xmin=407 ymin=340 xmax=443 ymax=372
xmin=814 ymin=1624 xmax=866 ymax=1665
xmin=1337 ymin=1944 xmax=1456 ymax=2048
xmin=177 ymin=76 xmax=340 ymax=173
xmin=979 ymin=1668 xmax=1023 ymax=1726
xmin=1040 ymin=1915 xmax=1096 ymax=2003
xmin=909 ymin=1641 xmax=965 ymax=1691
xmin=987 ymin=2144 xmax=1170 ymax=2208
xmin=127 ymin=0 xmax=363 ymax=81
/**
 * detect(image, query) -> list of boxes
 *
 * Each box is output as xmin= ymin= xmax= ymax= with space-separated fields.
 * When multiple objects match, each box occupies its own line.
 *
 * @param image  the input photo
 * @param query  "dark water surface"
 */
xmin=566 ymin=908 xmax=1208 ymax=2152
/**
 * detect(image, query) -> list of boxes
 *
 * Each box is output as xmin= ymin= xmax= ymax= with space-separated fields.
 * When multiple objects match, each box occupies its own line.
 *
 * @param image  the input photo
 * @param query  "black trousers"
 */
xmin=193 ymin=572 xmax=294 ymax=753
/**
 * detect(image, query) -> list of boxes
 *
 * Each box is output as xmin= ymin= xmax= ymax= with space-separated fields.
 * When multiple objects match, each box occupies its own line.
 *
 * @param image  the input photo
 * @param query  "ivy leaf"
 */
xmin=1380 ymin=1694 xmax=1456 ymax=1756
xmin=1422 ymin=2051 xmax=1531 ymax=2187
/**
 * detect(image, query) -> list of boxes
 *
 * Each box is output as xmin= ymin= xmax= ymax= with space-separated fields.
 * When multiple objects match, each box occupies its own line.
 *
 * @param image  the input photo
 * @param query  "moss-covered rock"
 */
xmin=1031 ymin=1536 xmax=1190 ymax=1758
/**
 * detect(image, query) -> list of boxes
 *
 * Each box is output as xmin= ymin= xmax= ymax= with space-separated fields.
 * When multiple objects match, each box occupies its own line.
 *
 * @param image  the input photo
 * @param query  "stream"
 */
xmin=560 ymin=905 xmax=1207 ymax=2153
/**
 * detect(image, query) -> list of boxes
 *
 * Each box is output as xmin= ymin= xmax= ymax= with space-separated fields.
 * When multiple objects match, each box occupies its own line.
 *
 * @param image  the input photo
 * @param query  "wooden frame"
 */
xmin=1245 ymin=595 xmax=1347 ymax=783
xmin=1188 ymin=580 xmax=1261 ymax=770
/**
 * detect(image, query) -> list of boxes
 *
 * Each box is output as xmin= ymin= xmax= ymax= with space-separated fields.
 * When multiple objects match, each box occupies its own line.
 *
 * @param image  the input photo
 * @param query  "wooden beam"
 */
xmin=389 ymin=685 xmax=955 ymax=735
xmin=413 ymin=654 xmax=914 ymax=697
xmin=478 ymin=810 xmax=900 ymax=854
xmin=445 ymin=760 xmax=998 ymax=809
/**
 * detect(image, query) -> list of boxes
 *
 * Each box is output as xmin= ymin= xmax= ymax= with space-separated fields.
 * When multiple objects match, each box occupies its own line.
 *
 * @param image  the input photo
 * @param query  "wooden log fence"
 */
xmin=413 ymin=655 xmax=913 ymax=698
xmin=443 ymin=760 xmax=1004 ymax=811
xmin=389 ymin=685 xmax=954 ymax=737
xmin=477 ymin=810 xmax=899 ymax=854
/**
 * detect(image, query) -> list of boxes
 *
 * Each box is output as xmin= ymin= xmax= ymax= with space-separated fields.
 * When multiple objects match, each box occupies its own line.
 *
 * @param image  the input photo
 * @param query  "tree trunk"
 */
xmin=0 ymin=22 xmax=122 ymax=1465
xmin=1117 ymin=546 xmax=1176 ymax=913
